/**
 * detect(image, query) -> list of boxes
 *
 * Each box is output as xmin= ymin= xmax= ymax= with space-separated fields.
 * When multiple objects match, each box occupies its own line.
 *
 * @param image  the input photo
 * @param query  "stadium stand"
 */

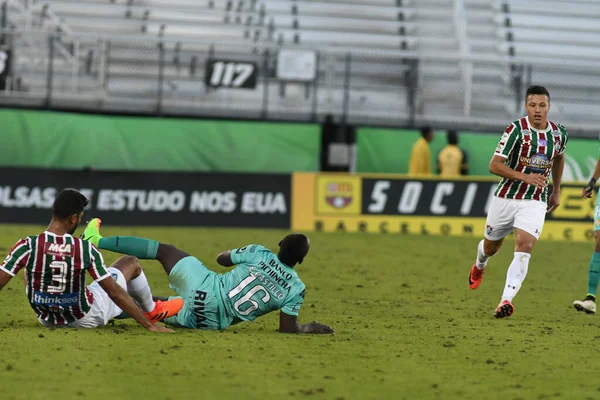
xmin=0 ymin=0 xmax=599 ymax=133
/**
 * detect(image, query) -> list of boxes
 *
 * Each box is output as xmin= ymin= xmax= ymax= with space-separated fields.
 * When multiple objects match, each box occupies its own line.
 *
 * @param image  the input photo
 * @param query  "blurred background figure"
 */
xmin=437 ymin=129 xmax=468 ymax=177
xmin=408 ymin=126 xmax=433 ymax=176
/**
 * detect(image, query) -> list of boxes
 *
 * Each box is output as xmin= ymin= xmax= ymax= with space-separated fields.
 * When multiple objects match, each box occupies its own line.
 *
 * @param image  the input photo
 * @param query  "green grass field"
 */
xmin=0 ymin=224 xmax=598 ymax=400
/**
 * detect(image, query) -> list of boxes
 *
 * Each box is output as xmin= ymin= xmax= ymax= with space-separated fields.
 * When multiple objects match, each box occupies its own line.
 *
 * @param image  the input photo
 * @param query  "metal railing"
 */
xmin=0 ymin=28 xmax=599 ymax=137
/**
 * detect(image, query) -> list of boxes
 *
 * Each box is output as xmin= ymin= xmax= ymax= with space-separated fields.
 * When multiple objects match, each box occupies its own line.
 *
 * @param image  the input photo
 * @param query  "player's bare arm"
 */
xmin=99 ymin=277 xmax=174 ymax=333
xmin=0 ymin=269 xmax=12 ymax=292
xmin=582 ymin=158 xmax=600 ymax=199
xmin=216 ymin=250 xmax=235 ymax=267
xmin=547 ymin=152 xmax=564 ymax=213
xmin=489 ymin=155 xmax=547 ymax=188
xmin=279 ymin=311 xmax=334 ymax=334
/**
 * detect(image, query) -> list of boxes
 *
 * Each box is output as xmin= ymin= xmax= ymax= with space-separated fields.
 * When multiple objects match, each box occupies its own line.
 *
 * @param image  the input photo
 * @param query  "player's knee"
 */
xmin=121 ymin=255 xmax=142 ymax=274
xmin=516 ymin=242 xmax=534 ymax=254
xmin=157 ymin=243 xmax=178 ymax=260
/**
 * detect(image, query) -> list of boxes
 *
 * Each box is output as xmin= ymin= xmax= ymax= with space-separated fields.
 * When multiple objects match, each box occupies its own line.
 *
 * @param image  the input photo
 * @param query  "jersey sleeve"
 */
xmin=559 ymin=128 xmax=568 ymax=155
xmin=230 ymin=244 xmax=266 ymax=265
xmin=281 ymin=285 xmax=306 ymax=316
xmin=87 ymin=245 xmax=110 ymax=283
xmin=0 ymin=238 xmax=32 ymax=277
xmin=495 ymin=123 xmax=518 ymax=159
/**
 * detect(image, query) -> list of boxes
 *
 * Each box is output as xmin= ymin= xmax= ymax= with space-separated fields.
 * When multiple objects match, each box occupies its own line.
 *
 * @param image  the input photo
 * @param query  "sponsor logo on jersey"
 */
xmin=522 ymin=130 xmax=531 ymax=136
xmin=520 ymin=153 xmax=551 ymax=174
xmin=539 ymin=139 xmax=548 ymax=146
xmin=486 ymin=225 xmax=493 ymax=235
xmin=44 ymin=243 xmax=74 ymax=257
xmin=552 ymin=130 xmax=561 ymax=137
xmin=33 ymin=291 xmax=79 ymax=306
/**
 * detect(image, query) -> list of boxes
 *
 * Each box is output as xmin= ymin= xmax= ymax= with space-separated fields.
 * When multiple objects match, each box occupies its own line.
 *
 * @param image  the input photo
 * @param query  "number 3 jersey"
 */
xmin=0 ymin=232 xmax=110 ymax=325
xmin=219 ymin=244 xmax=306 ymax=323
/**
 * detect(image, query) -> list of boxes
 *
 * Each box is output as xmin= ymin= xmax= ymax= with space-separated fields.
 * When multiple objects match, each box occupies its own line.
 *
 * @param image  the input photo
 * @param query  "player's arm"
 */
xmin=279 ymin=312 xmax=334 ymax=334
xmin=0 ymin=269 xmax=12 ymax=292
xmin=583 ymin=157 xmax=600 ymax=198
xmin=0 ymin=238 xmax=31 ymax=292
xmin=98 ymin=277 xmax=171 ymax=332
xmin=217 ymin=245 xmax=263 ymax=267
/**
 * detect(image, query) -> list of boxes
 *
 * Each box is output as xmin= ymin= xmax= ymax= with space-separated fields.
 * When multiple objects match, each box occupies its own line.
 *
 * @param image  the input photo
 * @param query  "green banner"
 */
xmin=357 ymin=127 xmax=598 ymax=181
xmin=0 ymin=109 xmax=320 ymax=172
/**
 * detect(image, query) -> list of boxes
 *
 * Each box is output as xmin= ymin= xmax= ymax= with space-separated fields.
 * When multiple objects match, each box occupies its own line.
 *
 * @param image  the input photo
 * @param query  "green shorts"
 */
xmin=595 ymin=196 xmax=600 ymax=232
xmin=163 ymin=256 xmax=230 ymax=330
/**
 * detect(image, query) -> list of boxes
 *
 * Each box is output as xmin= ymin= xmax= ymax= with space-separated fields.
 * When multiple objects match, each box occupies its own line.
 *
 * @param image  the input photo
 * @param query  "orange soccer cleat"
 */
xmin=144 ymin=298 xmax=184 ymax=323
xmin=468 ymin=264 xmax=485 ymax=290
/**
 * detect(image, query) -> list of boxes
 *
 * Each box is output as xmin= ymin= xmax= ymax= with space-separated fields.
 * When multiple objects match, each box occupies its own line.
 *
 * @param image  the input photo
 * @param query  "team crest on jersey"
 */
xmin=45 ymin=243 xmax=74 ymax=257
xmin=325 ymin=182 xmax=354 ymax=209
xmin=486 ymin=225 xmax=493 ymax=235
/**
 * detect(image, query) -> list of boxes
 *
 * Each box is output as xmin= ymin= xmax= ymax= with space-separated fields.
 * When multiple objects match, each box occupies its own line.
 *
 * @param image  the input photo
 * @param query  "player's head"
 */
xmin=420 ymin=126 xmax=433 ymax=143
xmin=278 ymin=233 xmax=310 ymax=267
xmin=525 ymin=85 xmax=550 ymax=127
xmin=52 ymin=189 xmax=89 ymax=234
xmin=447 ymin=129 xmax=458 ymax=145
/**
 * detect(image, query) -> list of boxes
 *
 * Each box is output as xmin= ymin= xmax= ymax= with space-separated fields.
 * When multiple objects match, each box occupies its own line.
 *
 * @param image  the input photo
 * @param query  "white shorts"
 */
xmin=38 ymin=267 xmax=127 ymax=328
xmin=484 ymin=196 xmax=547 ymax=241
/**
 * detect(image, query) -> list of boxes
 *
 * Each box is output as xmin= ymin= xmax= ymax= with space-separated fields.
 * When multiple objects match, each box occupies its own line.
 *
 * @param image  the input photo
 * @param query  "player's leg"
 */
xmin=110 ymin=256 xmax=184 ymax=322
xmin=469 ymin=197 xmax=513 ymax=290
xmin=573 ymin=228 xmax=600 ymax=314
xmin=494 ymin=200 xmax=545 ymax=318
xmin=83 ymin=218 xmax=191 ymax=275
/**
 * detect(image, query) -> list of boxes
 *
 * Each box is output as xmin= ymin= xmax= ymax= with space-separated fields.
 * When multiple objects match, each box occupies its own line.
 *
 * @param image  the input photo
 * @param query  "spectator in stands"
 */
xmin=408 ymin=126 xmax=433 ymax=176
xmin=437 ymin=130 xmax=469 ymax=177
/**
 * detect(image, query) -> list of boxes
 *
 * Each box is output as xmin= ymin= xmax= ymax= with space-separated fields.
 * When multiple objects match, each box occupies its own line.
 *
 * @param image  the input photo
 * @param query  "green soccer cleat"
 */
xmin=82 ymin=218 xmax=103 ymax=247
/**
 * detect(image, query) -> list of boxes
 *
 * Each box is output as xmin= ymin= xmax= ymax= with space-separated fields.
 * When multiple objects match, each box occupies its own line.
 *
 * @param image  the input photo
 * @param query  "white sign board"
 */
xmin=276 ymin=49 xmax=316 ymax=82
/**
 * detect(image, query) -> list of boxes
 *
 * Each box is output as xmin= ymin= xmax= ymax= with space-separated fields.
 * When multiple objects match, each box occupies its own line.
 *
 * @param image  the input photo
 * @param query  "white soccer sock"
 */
xmin=127 ymin=270 xmax=156 ymax=312
xmin=475 ymin=240 xmax=491 ymax=270
xmin=501 ymin=252 xmax=531 ymax=302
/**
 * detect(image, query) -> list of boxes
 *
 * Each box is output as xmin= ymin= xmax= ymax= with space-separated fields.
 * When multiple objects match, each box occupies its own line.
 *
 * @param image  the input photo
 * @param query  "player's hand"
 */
xmin=582 ymin=178 xmax=597 ymax=199
xmin=547 ymin=190 xmax=560 ymax=214
xmin=522 ymin=173 xmax=547 ymax=189
xmin=146 ymin=324 xmax=175 ymax=333
xmin=303 ymin=321 xmax=335 ymax=334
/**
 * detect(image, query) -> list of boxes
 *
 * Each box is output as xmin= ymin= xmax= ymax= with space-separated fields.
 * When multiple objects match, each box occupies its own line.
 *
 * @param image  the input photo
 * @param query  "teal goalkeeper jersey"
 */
xmin=219 ymin=244 xmax=306 ymax=323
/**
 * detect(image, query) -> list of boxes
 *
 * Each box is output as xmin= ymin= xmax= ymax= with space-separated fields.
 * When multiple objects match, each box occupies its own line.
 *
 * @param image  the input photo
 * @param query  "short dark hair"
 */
xmin=278 ymin=233 xmax=310 ymax=266
xmin=420 ymin=126 xmax=432 ymax=138
xmin=526 ymin=85 xmax=550 ymax=100
xmin=52 ymin=189 xmax=89 ymax=219
xmin=447 ymin=130 xmax=458 ymax=145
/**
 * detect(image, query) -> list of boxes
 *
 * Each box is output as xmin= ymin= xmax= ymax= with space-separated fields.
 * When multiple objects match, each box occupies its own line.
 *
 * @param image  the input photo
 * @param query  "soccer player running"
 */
xmin=82 ymin=218 xmax=334 ymax=334
xmin=468 ymin=85 xmax=568 ymax=318
xmin=573 ymin=159 xmax=600 ymax=314
xmin=0 ymin=189 xmax=182 ymax=332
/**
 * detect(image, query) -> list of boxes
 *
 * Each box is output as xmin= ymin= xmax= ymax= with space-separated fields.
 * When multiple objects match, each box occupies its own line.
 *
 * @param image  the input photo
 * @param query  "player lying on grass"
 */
xmin=0 ymin=189 xmax=181 ymax=332
xmin=83 ymin=218 xmax=334 ymax=334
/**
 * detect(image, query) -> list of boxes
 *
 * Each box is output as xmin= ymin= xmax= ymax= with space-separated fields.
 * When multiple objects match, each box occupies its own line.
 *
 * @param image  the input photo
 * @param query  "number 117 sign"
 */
xmin=204 ymin=59 xmax=258 ymax=89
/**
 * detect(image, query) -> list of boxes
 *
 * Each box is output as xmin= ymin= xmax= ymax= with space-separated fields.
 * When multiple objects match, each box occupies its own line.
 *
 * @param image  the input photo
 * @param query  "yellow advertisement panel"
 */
xmin=291 ymin=172 xmax=595 ymax=243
